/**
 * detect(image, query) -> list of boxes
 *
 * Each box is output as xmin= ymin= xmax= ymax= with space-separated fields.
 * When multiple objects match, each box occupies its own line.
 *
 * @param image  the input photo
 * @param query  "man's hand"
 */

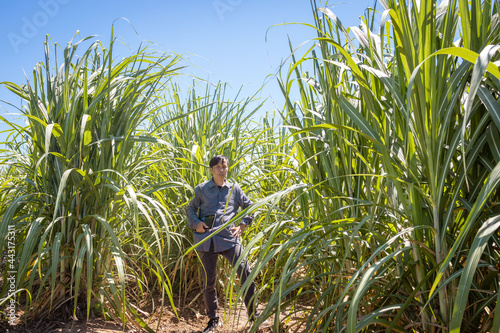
xmin=196 ymin=221 xmax=209 ymax=233
xmin=230 ymin=223 xmax=247 ymax=238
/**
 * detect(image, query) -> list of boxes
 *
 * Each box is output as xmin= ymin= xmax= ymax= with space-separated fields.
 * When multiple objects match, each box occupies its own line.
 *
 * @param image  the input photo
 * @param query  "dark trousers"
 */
xmin=200 ymin=241 xmax=256 ymax=319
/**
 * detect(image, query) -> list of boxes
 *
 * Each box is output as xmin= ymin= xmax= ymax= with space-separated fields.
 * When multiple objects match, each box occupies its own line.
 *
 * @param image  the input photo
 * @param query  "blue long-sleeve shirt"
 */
xmin=186 ymin=178 xmax=254 ymax=252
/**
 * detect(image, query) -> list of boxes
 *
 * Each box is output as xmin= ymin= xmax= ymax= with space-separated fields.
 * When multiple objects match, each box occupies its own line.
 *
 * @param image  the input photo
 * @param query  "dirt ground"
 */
xmin=1 ymin=293 xmax=278 ymax=333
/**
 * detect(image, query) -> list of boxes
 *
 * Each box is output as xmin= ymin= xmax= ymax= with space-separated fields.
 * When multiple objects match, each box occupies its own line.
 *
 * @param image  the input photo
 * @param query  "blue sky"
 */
xmin=0 ymin=0 xmax=374 ymax=138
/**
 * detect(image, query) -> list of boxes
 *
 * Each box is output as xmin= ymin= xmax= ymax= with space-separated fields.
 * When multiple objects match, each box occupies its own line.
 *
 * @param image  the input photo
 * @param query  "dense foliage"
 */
xmin=1 ymin=1 xmax=500 ymax=332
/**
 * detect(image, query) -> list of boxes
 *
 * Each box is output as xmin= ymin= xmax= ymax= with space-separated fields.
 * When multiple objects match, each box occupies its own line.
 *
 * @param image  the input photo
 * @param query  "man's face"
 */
xmin=210 ymin=160 xmax=228 ymax=180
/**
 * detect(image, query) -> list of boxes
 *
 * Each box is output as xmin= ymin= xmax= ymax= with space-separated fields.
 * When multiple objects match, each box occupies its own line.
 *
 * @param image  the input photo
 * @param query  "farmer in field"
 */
xmin=186 ymin=155 xmax=258 ymax=332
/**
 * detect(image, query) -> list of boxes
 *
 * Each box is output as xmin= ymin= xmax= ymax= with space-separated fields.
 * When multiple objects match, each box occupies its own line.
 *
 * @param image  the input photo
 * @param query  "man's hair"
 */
xmin=209 ymin=155 xmax=229 ymax=168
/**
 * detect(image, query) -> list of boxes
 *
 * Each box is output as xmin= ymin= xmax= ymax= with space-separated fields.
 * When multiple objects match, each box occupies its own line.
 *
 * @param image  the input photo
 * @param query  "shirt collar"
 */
xmin=208 ymin=177 xmax=231 ymax=189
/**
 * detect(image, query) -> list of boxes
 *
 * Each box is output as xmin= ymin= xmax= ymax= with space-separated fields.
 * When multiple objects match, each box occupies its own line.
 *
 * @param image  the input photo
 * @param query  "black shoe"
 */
xmin=250 ymin=312 xmax=270 ymax=328
xmin=249 ymin=311 xmax=260 ymax=322
xmin=203 ymin=317 xmax=221 ymax=333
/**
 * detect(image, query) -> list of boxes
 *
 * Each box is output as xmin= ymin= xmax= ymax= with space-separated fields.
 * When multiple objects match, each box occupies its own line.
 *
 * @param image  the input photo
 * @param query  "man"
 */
xmin=186 ymin=155 xmax=258 ymax=332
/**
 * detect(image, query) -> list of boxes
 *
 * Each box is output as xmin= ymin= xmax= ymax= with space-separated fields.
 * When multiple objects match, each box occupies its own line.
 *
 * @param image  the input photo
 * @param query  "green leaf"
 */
xmin=450 ymin=215 xmax=500 ymax=332
xmin=431 ymin=160 xmax=500 ymax=299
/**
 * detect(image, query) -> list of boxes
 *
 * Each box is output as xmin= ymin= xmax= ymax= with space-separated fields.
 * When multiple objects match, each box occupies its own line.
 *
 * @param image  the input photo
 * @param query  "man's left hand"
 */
xmin=230 ymin=223 xmax=247 ymax=238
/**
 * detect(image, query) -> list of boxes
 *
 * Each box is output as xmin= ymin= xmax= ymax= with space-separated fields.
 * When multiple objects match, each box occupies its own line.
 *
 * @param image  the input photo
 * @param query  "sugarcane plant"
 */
xmin=0 ymin=30 xmax=185 ymax=331
xmin=255 ymin=0 xmax=500 ymax=332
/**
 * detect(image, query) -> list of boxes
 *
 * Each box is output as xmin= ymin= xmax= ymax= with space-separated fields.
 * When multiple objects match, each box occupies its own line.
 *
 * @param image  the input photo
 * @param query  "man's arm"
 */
xmin=230 ymin=184 xmax=254 ymax=237
xmin=236 ymin=185 xmax=254 ymax=226
xmin=186 ymin=186 xmax=208 ymax=232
